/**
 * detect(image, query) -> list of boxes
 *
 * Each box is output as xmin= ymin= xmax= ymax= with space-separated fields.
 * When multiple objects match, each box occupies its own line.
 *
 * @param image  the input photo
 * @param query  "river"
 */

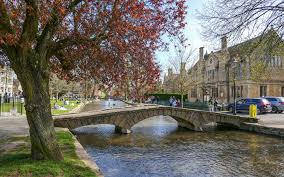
xmin=75 ymin=101 xmax=284 ymax=177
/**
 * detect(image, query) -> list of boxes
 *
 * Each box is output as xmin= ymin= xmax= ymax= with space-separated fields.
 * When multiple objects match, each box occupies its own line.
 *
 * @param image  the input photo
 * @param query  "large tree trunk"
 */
xmin=12 ymin=55 xmax=63 ymax=161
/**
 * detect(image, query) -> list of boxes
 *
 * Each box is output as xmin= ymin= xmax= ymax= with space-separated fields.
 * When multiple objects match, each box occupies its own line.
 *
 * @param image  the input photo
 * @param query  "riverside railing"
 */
xmin=157 ymin=100 xmax=209 ymax=111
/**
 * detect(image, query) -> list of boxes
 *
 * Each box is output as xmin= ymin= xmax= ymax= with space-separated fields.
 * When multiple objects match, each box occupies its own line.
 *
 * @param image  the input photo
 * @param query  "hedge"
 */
xmin=145 ymin=93 xmax=188 ymax=101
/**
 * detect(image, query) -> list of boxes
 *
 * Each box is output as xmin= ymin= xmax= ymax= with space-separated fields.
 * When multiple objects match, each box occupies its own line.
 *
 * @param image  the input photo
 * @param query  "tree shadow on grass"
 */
xmin=0 ymin=131 xmax=97 ymax=177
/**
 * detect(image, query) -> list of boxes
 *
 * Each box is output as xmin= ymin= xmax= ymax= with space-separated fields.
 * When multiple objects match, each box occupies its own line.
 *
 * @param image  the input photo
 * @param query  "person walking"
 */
xmin=169 ymin=96 xmax=173 ymax=106
xmin=208 ymin=97 xmax=214 ymax=112
xmin=176 ymin=99 xmax=181 ymax=107
xmin=214 ymin=98 xmax=219 ymax=112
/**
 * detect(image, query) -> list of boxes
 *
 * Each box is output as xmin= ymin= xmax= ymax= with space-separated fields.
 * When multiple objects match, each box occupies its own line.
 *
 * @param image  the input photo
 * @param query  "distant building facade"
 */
xmin=188 ymin=31 xmax=284 ymax=103
xmin=0 ymin=65 xmax=14 ymax=97
xmin=162 ymin=63 xmax=187 ymax=93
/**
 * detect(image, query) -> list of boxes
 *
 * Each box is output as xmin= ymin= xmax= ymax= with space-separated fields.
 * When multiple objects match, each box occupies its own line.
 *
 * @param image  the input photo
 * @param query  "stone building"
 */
xmin=13 ymin=79 xmax=23 ymax=96
xmin=0 ymin=65 xmax=14 ymax=97
xmin=188 ymin=30 xmax=284 ymax=103
xmin=162 ymin=63 xmax=187 ymax=93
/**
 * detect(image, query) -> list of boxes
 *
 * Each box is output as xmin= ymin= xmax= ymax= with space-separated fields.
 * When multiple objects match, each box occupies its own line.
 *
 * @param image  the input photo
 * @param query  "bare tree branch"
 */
xmin=19 ymin=0 xmax=39 ymax=46
xmin=198 ymin=0 xmax=284 ymax=43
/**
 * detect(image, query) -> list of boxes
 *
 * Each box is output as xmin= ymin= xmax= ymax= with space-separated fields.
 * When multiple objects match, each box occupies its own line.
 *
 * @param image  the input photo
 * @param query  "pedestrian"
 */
xmin=156 ymin=96 xmax=160 ymax=104
xmin=151 ymin=96 xmax=155 ymax=104
xmin=176 ymin=99 xmax=181 ymax=107
xmin=169 ymin=96 xmax=173 ymax=106
xmin=172 ymin=99 xmax=177 ymax=107
xmin=208 ymin=97 xmax=214 ymax=112
xmin=214 ymin=98 xmax=218 ymax=112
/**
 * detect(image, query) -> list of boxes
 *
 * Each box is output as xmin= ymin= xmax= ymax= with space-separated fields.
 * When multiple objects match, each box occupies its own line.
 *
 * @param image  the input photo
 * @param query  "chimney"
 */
xmin=199 ymin=47 xmax=204 ymax=60
xmin=221 ymin=36 xmax=228 ymax=50
xmin=168 ymin=68 xmax=173 ymax=76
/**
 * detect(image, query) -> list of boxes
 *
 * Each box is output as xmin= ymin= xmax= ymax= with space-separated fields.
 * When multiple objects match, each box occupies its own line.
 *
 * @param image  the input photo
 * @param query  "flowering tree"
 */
xmin=0 ymin=0 xmax=186 ymax=160
xmin=129 ymin=51 xmax=160 ymax=102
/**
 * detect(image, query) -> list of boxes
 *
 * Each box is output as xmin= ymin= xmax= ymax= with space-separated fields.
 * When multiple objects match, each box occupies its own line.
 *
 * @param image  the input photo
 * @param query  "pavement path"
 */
xmin=0 ymin=116 xmax=29 ymax=139
xmin=0 ymin=116 xmax=28 ymax=153
xmin=256 ymin=112 xmax=284 ymax=128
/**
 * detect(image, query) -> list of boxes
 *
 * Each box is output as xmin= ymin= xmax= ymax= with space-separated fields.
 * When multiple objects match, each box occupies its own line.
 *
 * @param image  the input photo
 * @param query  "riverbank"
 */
xmin=0 ymin=130 xmax=99 ymax=177
xmin=240 ymin=113 xmax=284 ymax=137
xmin=0 ymin=102 xmax=103 ymax=177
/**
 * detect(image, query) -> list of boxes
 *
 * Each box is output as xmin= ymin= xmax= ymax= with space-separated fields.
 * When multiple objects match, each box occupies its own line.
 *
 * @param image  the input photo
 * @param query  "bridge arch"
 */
xmin=54 ymin=106 xmax=257 ymax=134
xmin=54 ymin=107 xmax=212 ymax=133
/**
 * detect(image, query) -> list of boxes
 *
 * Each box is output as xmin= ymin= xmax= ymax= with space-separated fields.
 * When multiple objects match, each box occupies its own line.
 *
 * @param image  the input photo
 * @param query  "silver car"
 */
xmin=264 ymin=97 xmax=284 ymax=113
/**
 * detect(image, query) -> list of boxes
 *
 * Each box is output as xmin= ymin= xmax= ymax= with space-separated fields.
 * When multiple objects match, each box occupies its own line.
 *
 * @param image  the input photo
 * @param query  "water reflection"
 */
xmin=75 ymin=116 xmax=284 ymax=177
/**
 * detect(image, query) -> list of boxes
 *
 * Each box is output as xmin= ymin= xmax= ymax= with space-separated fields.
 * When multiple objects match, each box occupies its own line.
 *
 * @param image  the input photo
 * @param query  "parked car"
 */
xmin=263 ymin=96 xmax=284 ymax=113
xmin=228 ymin=98 xmax=272 ymax=114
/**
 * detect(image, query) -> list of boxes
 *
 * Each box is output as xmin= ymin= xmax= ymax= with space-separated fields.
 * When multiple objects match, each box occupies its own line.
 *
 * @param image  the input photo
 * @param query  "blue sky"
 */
xmin=156 ymin=0 xmax=213 ymax=76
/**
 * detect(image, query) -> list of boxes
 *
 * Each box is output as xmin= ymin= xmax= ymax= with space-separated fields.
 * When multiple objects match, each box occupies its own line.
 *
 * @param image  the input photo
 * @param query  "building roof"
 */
xmin=225 ymin=29 xmax=282 ymax=57
xmin=195 ymin=29 xmax=283 ymax=66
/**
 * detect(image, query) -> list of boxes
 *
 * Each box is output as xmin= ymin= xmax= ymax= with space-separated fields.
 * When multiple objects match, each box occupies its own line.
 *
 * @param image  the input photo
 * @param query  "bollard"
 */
xmin=249 ymin=104 xmax=257 ymax=118
xmin=12 ymin=96 xmax=15 ymax=109
xmin=20 ymin=102 xmax=23 ymax=115
xmin=20 ymin=97 xmax=25 ymax=115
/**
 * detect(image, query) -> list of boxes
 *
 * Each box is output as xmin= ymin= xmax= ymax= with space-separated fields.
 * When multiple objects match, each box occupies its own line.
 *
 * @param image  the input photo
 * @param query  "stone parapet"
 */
xmin=54 ymin=106 xmax=258 ymax=133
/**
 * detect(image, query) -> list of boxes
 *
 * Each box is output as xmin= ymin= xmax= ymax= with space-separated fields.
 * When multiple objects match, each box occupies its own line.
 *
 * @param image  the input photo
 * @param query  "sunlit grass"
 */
xmin=0 ymin=99 xmax=80 ymax=115
xmin=50 ymin=100 xmax=80 ymax=115
xmin=0 ymin=131 xmax=97 ymax=177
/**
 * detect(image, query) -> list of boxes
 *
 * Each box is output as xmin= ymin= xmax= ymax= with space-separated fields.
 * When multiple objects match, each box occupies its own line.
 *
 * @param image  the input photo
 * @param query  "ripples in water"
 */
xmin=75 ymin=116 xmax=284 ymax=177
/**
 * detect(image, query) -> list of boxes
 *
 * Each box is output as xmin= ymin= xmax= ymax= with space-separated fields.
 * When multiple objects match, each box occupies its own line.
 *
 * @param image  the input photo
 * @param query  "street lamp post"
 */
xmin=232 ymin=58 xmax=239 ymax=115
xmin=233 ymin=77 xmax=237 ymax=115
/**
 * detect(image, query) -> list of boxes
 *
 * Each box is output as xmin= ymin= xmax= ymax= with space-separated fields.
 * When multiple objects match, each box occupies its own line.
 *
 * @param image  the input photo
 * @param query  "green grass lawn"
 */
xmin=50 ymin=100 xmax=80 ymax=115
xmin=0 ymin=99 xmax=80 ymax=115
xmin=0 ymin=102 xmax=24 ymax=114
xmin=0 ymin=131 xmax=97 ymax=177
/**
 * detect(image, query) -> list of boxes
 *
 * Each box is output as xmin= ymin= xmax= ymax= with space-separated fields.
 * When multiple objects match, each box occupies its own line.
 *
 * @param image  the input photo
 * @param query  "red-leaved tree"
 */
xmin=0 ymin=0 xmax=186 ymax=161
xmin=129 ymin=52 xmax=160 ymax=102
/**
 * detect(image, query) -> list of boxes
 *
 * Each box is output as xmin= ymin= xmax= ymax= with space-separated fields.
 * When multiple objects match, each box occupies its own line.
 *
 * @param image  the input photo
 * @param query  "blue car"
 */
xmin=263 ymin=97 xmax=284 ymax=113
xmin=228 ymin=98 xmax=272 ymax=114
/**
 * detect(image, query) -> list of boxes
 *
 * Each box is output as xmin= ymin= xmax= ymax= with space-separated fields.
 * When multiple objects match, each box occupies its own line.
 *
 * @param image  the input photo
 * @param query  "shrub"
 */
xmin=145 ymin=93 xmax=188 ymax=101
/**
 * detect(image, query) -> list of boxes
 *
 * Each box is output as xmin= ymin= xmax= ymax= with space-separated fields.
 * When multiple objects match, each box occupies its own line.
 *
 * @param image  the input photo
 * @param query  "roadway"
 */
xmin=225 ymin=111 xmax=284 ymax=129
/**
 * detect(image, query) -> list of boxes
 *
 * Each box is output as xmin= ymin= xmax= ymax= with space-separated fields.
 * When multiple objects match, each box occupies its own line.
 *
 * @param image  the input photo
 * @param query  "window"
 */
xmin=266 ymin=97 xmax=277 ymax=102
xmin=282 ymin=87 xmax=284 ymax=97
xmin=251 ymin=99 xmax=261 ymax=104
xmin=260 ymin=86 xmax=267 ymax=97
xmin=212 ymin=88 xmax=218 ymax=98
xmin=236 ymin=86 xmax=243 ymax=98
xmin=191 ymin=88 xmax=197 ymax=98
xmin=237 ymin=99 xmax=246 ymax=104
xmin=272 ymin=57 xmax=276 ymax=67
xmin=231 ymin=86 xmax=242 ymax=97
xmin=267 ymin=56 xmax=283 ymax=67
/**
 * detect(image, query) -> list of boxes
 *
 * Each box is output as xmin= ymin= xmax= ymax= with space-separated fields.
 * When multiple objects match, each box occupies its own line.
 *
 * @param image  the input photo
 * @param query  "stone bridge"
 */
xmin=53 ymin=105 xmax=258 ymax=133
